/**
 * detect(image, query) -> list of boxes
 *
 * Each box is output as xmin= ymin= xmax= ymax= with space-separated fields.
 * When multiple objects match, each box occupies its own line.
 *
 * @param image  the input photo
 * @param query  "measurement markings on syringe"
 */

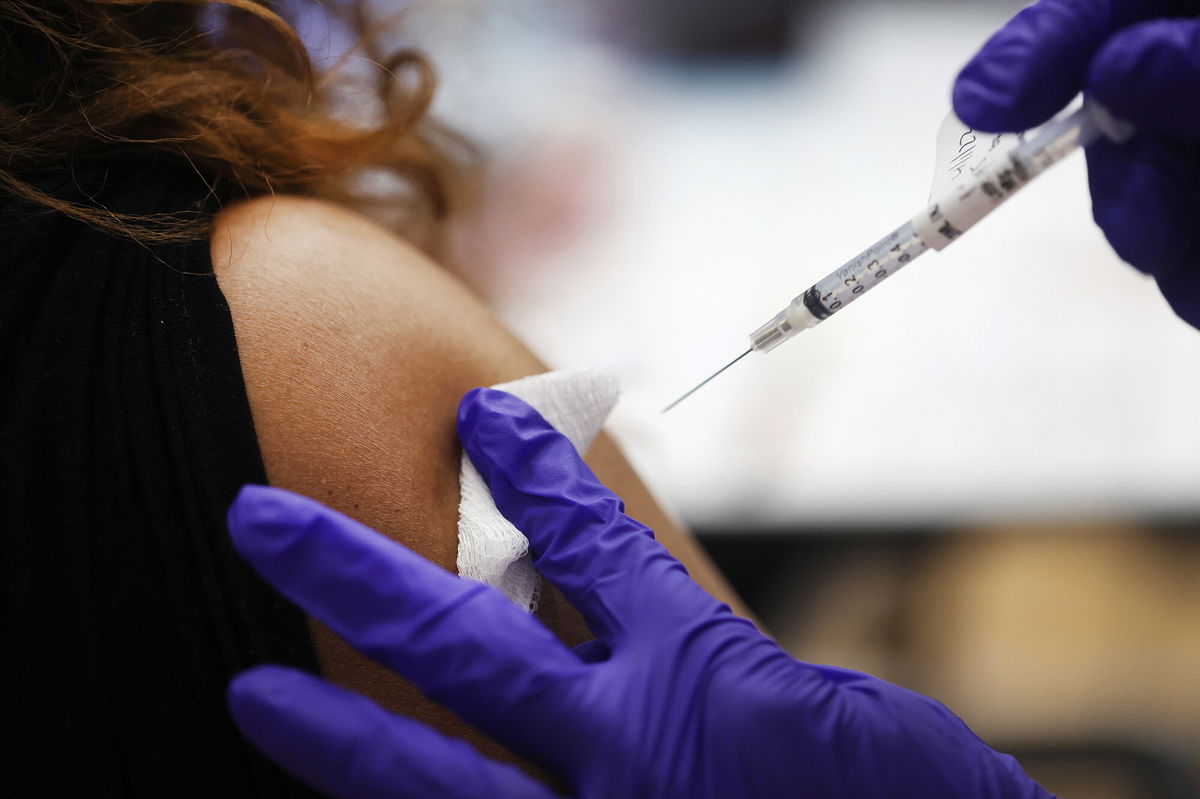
xmin=812 ymin=228 xmax=926 ymax=316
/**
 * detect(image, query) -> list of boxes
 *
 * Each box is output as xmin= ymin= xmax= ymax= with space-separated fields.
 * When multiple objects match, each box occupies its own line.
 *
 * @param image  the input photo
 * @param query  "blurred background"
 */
xmin=324 ymin=1 xmax=1200 ymax=794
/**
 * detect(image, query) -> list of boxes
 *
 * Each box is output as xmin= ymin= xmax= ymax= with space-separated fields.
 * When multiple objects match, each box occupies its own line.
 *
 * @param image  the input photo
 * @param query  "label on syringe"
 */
xmin=915 ymin=107 xmax=1089 ymax=250
xmin=915 ymin=113 xmax=1029 ymax=251
xmin=928 ymin=114 xmax=1026 ymax=200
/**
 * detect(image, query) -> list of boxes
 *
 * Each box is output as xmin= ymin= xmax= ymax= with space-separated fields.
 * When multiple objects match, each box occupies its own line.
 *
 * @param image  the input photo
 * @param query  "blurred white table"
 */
xmin=431 ymin=1 xmax=1200 ymax=529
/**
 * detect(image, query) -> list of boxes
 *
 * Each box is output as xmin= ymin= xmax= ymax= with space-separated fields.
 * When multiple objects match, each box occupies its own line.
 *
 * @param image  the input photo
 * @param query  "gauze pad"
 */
xmin=457 ymin=370 xmax=620 ymax=611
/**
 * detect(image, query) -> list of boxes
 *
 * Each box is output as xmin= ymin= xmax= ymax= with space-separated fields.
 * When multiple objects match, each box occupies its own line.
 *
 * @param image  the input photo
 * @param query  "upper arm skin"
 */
xmin=210 ymin=195 xmax=748 ymax=771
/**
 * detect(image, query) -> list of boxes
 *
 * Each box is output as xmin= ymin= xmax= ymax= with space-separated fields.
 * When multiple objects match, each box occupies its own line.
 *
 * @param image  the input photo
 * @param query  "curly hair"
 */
xmin=0 ymin=0 xmax=473 ymax=249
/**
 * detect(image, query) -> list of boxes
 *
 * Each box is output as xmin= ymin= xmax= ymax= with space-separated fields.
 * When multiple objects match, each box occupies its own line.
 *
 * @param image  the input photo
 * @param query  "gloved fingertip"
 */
xmin=456 ymin=387 xmax=557 ymax=451
xmin=228 ymin=664 xmax=276 ymax=710
xmin=227 ymin=667 xmax=376 ymax=799
xmin=951 ymin=39 xmax=1032 ymax=132
xmin=227 ymin=483 xmax=270 ymax=545
xmin=227 ymin=484 xmax=318 ymax=558
xmin=227 ymin=664 xmax=306 ymax=733
xmin=455 ymin=386 xmax=508 ymax=435
xmin=230 ymin=483 xmax=272 ymax=518
xmin=951 ymin=71 xmax=1015 ymax=133
xmin=456 ymin=385 xmax=488 ymax=416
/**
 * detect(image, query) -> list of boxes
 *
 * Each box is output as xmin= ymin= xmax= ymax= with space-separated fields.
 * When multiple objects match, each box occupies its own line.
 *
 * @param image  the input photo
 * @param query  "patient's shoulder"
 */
xmin=209 ymin=193 xmax=512 ymax=399
xmin=210 ymin=193 xmax=448 ymax=303
xmin=209 ymin=193 xmax=537 ymax=570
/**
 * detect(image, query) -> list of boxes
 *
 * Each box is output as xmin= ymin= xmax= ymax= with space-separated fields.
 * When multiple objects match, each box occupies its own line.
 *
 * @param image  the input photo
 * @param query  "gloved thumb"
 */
xmin=1077 ymin=16 xmax=1200 ymax=329
xmin=1086 ymin=19 xmax=1200 ymax=137
xmin=1086 ymin=134 xmax=1200 ymax=328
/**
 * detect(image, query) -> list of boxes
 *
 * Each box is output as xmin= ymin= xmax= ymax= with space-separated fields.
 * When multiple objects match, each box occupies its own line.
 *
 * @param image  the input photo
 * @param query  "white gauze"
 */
xmin=457 ymin=370 xmax=620 ymax=612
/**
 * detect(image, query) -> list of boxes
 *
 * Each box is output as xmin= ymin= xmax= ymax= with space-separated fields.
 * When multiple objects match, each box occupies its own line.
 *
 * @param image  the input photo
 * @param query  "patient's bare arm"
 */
xmin=210 ymin=195 xmax=747 ymax=771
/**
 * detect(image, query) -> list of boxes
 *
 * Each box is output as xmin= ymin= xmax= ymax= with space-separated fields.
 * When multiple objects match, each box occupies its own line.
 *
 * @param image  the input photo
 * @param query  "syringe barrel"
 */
xmin=751 ymin=222 xmax=929 ymax=352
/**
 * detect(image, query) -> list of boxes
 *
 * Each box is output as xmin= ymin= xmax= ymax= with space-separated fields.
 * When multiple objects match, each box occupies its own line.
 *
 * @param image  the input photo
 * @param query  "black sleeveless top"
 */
xmin=0 ymin=154 xmax=323 ymax=797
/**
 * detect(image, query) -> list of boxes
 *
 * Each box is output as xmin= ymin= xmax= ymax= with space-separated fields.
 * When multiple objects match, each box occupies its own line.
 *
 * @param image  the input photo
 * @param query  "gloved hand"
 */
xmin=226 ymin=388 xmax=1051 ymax=799
xmin=954 ymin=0 xmax=1200 ymax=329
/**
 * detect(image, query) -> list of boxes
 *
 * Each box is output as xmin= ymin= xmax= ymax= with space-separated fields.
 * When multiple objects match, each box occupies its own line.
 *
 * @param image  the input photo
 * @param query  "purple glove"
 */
xmin=954 ymin=0 xmax=1200 ymax=329
xmin=226 ymin=388 xmax=1051 ymax=799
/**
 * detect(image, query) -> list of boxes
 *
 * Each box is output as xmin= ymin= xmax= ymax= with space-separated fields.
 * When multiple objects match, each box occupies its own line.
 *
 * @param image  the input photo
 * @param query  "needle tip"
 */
xmin=661 ymin=348 xmax=752 ymax=413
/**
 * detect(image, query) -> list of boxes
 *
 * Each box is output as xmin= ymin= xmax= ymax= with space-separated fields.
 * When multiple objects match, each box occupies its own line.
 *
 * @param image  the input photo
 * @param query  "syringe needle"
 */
xmin=661 ymin=348 xmax=753 ymax=413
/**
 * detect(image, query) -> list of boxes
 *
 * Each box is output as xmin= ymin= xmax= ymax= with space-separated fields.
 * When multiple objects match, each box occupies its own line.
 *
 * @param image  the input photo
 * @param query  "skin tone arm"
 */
xmin=209 ymin=195 xmax=749 ymax=778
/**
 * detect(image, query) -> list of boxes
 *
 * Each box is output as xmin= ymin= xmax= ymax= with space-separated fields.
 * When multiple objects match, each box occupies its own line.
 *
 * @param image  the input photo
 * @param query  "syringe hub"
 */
xmin=750 ymin=300 xmax=821 ymax=353
xmin=750 ymin=311 xmax=793 ymax=353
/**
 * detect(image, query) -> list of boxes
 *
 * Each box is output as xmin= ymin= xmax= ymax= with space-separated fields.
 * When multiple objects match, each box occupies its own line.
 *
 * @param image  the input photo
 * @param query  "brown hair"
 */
xmin=0 ymin=0 xmax=472 ymax=250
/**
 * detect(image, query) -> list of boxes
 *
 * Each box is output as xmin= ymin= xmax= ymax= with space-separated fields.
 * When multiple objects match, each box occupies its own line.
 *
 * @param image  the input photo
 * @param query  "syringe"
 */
xmin=663 ymin=101 xmax=1133 ymax=413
